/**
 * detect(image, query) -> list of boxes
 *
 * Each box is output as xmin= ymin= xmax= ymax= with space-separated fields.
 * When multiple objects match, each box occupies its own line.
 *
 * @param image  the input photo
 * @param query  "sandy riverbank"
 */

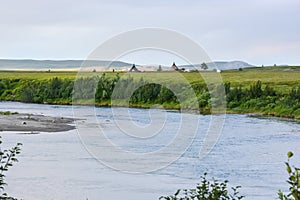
xmin=0 ymin=113 xmax=76 ymax=133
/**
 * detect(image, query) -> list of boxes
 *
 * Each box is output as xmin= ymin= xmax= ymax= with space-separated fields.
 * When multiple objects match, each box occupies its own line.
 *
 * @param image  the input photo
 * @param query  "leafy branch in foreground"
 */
xmin=159 ymin=172 xmax=244 ymax=200
xmin=0 ymin=136 xmax=22 ymax=199
xmin=278 ymin=151 xmax=300 ymax=200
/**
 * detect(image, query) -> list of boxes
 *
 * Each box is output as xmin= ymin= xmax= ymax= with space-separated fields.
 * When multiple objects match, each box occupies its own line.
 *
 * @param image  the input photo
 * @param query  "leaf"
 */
xmin=286 ymin=163 xmax=292 ymax=174
xmin=174 ymin=189 xmax=181 ymax=196
xmin=287 ymin=151 xmax=294 ymax=159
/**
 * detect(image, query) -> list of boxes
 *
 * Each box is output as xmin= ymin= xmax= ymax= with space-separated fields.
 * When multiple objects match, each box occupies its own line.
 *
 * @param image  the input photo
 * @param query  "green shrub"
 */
xmin=159 ymin=173 xmax=244 ymax=200
xmin=0 ymin=136 xmax=22 ymax=199
xmin=278 ymin=152 xmax=300 ymax=200
xmin=0 ymin=111 xmax=13 ymax=116
xmin=3 ymin=111 xmax=10 ymax=116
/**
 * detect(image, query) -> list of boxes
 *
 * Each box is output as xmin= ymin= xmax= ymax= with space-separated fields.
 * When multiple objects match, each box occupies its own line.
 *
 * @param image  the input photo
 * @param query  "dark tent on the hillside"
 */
xmin=129 ymin=64 xmax=140 ymax=72
xmin=171 ymin=62 xmax=179 ymax=71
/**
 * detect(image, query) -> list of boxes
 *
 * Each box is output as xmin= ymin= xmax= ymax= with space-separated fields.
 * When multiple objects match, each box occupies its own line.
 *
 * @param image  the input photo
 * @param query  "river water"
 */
xmin=0 ymin=101 xmax=300 ymax=200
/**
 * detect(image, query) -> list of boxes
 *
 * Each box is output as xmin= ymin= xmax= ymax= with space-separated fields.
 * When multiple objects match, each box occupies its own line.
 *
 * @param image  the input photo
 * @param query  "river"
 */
xmin=0 ymin=101 xmax=300 ymax=199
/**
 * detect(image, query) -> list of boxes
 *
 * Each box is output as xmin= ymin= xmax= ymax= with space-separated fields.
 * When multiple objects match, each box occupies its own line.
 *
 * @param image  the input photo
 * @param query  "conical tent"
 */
xmin=171 ymin=62 xmax=179 ymax=71
xmin=129 ymin=64 xmax=140 ymax=72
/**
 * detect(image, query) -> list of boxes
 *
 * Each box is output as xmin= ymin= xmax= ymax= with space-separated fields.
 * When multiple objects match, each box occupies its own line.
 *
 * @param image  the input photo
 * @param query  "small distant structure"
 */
xmin=129 ymin=64 xmax=140 ymax=72
xmin=157 ymin=65 xmax=162 ymax=72
xmin=171 ymin=62 xmax=179 ymax=71
xmin=216 ymin=69 xmax=221 ymax=73
xmin=201 ymin=62 xmax=208 ymax=70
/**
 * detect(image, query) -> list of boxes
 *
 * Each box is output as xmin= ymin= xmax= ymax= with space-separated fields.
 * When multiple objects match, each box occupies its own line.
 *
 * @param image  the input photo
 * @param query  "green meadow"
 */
xmin=1 ymin=65 xmax=299 ymax=91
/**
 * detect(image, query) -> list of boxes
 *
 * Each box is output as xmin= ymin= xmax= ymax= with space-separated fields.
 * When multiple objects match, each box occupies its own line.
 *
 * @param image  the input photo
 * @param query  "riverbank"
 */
xmin=2 ymin=100 xmax=299 ymax=123
xmin=0 ymin=112 xmax=76 ymax=133
xmin=0 ymin=69 xmax=299 ymax=120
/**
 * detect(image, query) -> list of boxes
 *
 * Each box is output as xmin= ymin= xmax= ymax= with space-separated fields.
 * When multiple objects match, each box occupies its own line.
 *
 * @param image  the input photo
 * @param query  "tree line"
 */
xmin=0 ymin=75 xmax=299 ymax=118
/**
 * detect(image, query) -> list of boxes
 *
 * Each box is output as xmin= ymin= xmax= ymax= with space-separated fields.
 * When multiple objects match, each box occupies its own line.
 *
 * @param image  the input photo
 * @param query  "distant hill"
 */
xmin=0 ymin=59 xmax=253 ymax=71
xmin=0 ymin=59 xmax=132 ymax=70
xmin=179 ymin=61 xmax=254 ymax=70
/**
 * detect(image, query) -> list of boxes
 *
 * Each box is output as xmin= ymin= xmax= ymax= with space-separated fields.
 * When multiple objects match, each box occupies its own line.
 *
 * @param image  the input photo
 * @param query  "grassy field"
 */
xmin=0 ymin=70 xmax=78 ymax=80
xmin=1 ymin=66 xmax=299 ymax=93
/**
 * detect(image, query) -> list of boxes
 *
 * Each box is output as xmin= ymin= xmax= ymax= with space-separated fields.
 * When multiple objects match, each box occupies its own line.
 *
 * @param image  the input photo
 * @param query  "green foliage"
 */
xmin=0 ymin=81 xmax=6 ymax=97
xmin=95 ymin=73 xmax=120 ymax=102
xmin=0 ymin=111 xmax=11 ymax=116
xmin=224 ymin=81 xmax=300 ymax=118
xmin=0 ymin=136 xmax=22 ymax=199
xmin=0 ymin=72 xmax=299 ymax=118
xmin=20 ymin=83 xmax=35 ymax=102
xmin=278 ymin=152 xmax=300 ymax=200
xmin=264 ymin=85 xmax=276 ymax=96
xmin=159 ymin=173 xmax=244 ymax=200
xmin=130 ymin=83 xmax=162 ymax=104
xmin=248 ymin=80 xmax=262 ymax=98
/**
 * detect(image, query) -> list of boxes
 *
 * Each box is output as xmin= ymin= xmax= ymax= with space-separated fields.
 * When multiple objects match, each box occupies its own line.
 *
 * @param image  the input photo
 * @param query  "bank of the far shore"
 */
xmin=2 ymin=99 xmax=300 ymax=121
xmin=65 ymin=100 xmax=300 ymax=120
xmin=0 ymin=112 xmax=77 ymax=133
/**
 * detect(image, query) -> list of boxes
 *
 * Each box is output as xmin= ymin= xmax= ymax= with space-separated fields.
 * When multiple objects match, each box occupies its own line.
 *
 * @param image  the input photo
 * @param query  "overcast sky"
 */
xmin=0 ymin=0 xmax=299 ymax=65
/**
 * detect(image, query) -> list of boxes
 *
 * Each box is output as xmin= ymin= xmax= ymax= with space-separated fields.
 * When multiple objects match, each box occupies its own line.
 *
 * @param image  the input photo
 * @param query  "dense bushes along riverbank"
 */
xmin=0 ymin=74 xmax=299 ymax=119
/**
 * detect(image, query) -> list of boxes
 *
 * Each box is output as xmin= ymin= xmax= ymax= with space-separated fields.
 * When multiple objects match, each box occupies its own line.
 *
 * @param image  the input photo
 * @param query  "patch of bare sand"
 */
xmin=0 ymin=113 xmax=77 ymax=133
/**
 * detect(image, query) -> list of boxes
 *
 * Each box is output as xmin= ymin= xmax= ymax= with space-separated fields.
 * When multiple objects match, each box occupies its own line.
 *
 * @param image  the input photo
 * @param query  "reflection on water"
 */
xmin=0 ymin=101 xmax=300 ymax=200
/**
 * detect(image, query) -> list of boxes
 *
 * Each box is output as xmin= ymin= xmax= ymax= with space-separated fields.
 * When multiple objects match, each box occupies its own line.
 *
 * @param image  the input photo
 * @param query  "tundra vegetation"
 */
xmin=0 ymin=66 xmax=299 ymax=118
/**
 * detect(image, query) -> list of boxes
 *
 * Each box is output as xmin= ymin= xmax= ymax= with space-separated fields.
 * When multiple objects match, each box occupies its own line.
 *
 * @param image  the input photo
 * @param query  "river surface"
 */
xmin=0 ymin=101 xmax=300 ymax=200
